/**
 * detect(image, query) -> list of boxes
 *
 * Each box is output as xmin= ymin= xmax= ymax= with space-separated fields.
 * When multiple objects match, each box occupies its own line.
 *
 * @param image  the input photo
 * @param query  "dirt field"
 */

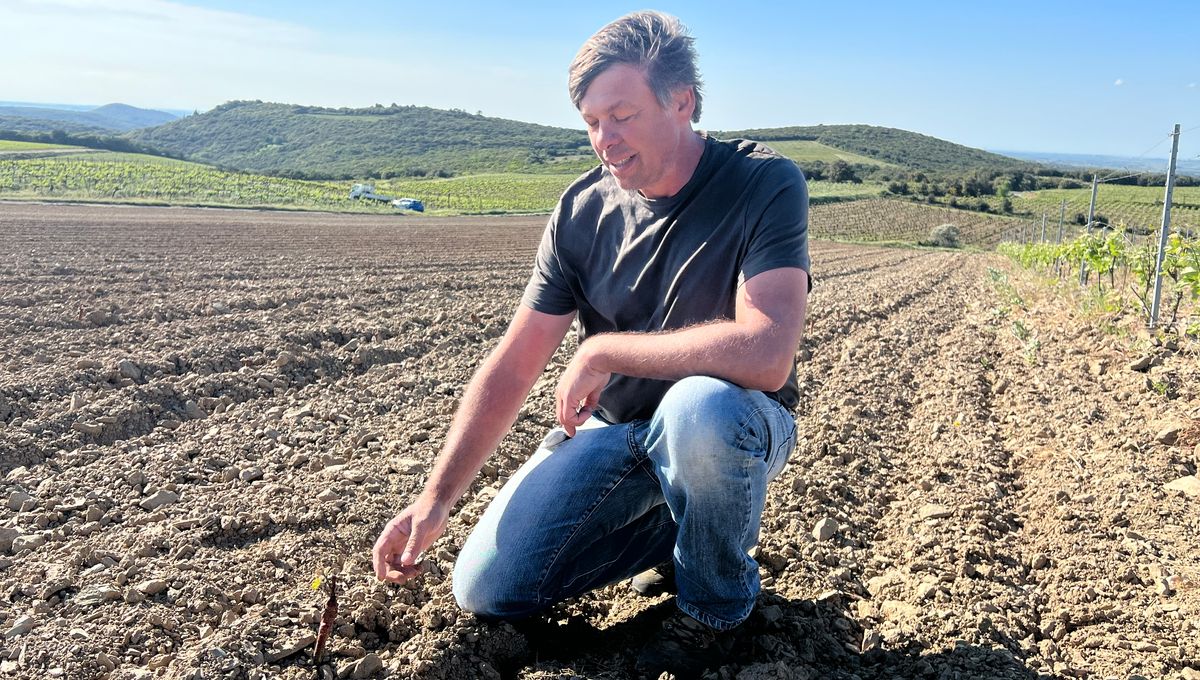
xmin=1 ymin=202 xmax=1197 ymax=680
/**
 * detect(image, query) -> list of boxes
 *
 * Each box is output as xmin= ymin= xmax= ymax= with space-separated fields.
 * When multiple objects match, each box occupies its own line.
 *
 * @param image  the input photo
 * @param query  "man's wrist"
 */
xmin=578 ymin=334 xmax=612 ymax=374
xmin=417 ymin=484 xmax=456 ymax=515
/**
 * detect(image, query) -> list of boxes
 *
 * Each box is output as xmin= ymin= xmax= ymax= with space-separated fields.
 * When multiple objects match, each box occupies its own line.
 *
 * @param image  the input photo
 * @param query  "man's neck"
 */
xmin=640 ymin=131 xmax=705 ymax=200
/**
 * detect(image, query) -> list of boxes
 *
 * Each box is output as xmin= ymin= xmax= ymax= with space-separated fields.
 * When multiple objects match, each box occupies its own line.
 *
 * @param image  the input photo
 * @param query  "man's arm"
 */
xmin=556 ymin=267 xmax=808 ymax=433
xmin=373 ymin=304 xmax=575 ymax=584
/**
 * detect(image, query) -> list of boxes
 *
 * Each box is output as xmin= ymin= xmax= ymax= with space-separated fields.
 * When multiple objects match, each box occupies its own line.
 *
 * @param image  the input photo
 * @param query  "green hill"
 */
xmin=123 ymin=102 xmax=1031 ymax=180
xmin=0 ymin=103 xmax=177 ymax=133
xmin=128 ymin=101 xmax=596 ymax=179
xmin=718 ymin=124 xmax=1025 ymax=173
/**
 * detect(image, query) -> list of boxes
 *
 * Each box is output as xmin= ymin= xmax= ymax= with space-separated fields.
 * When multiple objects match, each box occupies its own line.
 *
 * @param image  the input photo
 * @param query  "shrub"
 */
xmin=925 ymin=224 xmax=963 ymax=248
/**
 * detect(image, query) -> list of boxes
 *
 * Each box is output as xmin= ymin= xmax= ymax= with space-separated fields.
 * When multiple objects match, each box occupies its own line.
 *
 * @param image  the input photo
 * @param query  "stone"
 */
xmin=184 ymin=400 xmax=206 ymax=420
xmin=1031 ymin=553 xmax=1050 ymax=570
xmin=69 ymin=393 xmax=87 ymax=411
xmin=117 ymin=360 xmax=142 ymax=381
xmin=85 ymin=310 xmax=109 ymax=326
xmin=138 ymin=579 xmax=169 ymax=596
xmin=239 ymin=467 xmax=263 ymax=482
xmin=12 ymin=534 xmax=46 ymax=552
xmin=316 ymin=489 xmax=340 ymax=502
xmin=919 ymin=503 xmax=953 ymax=520
xmin=140 ymin=489 xmax=179 ymax=511
xmin=38 ymin=578 xmax=73 ymax=601
xmin=285 ymin=405 xmax=314 ymax=420
xmin=0 ymin=527 xmax=18 ymax=553
xmin=880 ymin=600 xmax=919 ymax=622
xmin=390 ymin=458 xmax=424 ymax=474
xmin=1156 ymin=425 xmax=1182 ymax=445
xmin=72 ymin=421 xmax=104 ymax=436
xmin=148 ymin=654 xmax=174 ymax=670
xmin=7 ymin=491 xmax=32 ymax=511
xmin=813 ymin=517 xmax=839 ymax=541
xmin=275 ymin=351 xmax=294 ymax=368
xmin=4 ymin=615 xmax=34 ymax=638
xmin=265 ymin=634 xmax=315 ymax=662
xmin=1164 ymin=476 xmax=1200 ymax=497
xmin=1129 ymin=355 xmax=1154 ymax=372
xmin=75 ymin=585 xmax=121 ymax=607
xmin=351 ymin=653 xmax=383 ymax=679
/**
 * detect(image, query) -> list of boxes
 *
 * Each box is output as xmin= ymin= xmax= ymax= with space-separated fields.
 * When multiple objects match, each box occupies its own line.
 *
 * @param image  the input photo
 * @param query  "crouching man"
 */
xmin=373 ymin=10 xmax=810 ymax=677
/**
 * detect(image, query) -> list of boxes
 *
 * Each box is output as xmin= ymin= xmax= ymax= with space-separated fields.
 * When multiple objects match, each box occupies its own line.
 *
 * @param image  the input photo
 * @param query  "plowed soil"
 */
xmin=1 ymin=202 xmax=1197 ymax=680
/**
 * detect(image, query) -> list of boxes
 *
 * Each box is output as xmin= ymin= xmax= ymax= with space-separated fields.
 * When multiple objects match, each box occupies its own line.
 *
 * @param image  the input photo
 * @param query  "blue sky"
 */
xmin=2 ymin=0 xmax=1197 ymax=160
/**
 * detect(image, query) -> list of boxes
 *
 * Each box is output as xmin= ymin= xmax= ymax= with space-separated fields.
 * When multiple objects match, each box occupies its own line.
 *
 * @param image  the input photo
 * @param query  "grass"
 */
xmin=0 ymin=149 xmax=891 ymax=215
xmin=808 ymin=180 xmax=886 ymax=199
xmin=0 ymin=140 xmax=79 ymax=152
xmin=50 ymin=150 xmax=205 ymax=167
xmin=961 ymin=184 xmax=1200 ymax=236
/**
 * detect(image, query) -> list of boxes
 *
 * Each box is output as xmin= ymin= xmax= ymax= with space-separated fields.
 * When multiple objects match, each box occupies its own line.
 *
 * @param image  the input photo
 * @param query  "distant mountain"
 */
xmin=0 ymin=103 xmax=178 ymax=133
xmin=718 ymin=124 xmax=1027 ymax=173
xmin=995 ymin=149 xmax=1200 ymax=179
xmin=128 ymin=100 xmax=595 ymax=179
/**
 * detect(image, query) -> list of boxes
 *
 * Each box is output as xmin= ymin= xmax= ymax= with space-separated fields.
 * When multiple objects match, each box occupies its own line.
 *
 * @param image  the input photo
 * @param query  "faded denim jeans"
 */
xmin=452 ymin=376 xmax=797 ymax=631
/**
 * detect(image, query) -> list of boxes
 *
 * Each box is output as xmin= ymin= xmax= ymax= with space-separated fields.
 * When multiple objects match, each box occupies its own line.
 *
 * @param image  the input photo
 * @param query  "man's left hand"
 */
xmin=555 ymin=347 xmax=609 ymax=436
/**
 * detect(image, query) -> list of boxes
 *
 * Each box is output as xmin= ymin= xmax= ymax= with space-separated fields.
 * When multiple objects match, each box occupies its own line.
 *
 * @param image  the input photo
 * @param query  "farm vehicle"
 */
xmin=349 ymin=183 xmax=424 ymax=212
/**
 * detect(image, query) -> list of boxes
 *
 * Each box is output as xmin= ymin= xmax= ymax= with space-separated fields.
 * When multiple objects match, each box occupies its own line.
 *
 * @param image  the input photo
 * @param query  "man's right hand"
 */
xmin=372 ymin=494 xmax=449 ymax=584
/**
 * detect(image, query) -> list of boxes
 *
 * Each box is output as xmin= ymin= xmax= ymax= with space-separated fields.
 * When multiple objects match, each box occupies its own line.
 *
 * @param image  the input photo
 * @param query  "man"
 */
xmin=372 ymin=10 xmax=810 ymax=677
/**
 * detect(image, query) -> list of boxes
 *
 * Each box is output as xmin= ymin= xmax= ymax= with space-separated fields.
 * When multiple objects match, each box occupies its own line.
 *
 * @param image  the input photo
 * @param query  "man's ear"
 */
xmin=672 ymin=86 xmax=696 ymax=120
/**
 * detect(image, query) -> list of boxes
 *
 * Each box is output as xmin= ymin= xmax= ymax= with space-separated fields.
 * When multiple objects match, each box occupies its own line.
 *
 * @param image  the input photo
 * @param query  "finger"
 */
xmin=372 ymin=531 xmax=393 ymax=580
xmin=382 ymin=561 xmax=425 ymax=584
xmin=401 ymin=519 xmax=434 ymax=566
xmin=372 ymin=517 xmax=409 ymax=580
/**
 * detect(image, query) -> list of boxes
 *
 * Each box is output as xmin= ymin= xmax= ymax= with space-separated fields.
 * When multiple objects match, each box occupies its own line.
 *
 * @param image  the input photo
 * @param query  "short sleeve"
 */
xmin=740 ymin=160 xmax=812 ymax=291
xmin=520 ymin=205 xmax=577 ymax=315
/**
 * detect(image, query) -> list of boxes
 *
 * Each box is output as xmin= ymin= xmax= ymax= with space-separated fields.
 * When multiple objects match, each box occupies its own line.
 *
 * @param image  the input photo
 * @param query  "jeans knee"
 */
xmin=451 ymin=552 xmax=538 ymax=619
xmin=657 ymin=376 xmax=743 ymax=435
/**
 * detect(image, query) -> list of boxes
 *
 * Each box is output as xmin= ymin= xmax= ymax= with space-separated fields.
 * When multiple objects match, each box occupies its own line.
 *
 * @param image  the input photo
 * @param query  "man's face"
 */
xmin=578 ymin=63 xmax=694 ymax=199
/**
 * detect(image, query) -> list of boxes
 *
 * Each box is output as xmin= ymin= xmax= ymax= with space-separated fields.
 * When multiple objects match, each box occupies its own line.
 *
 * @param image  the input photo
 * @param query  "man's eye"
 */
xmin=614 ymin=114 xmax=632 ymax=123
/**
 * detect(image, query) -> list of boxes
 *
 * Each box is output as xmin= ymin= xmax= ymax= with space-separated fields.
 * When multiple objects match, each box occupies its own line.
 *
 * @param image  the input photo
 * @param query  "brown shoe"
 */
xmin=633 ymin=610 xmax=735 ymax=678
xmin=630 ymin=561 xmax=676 ymax=597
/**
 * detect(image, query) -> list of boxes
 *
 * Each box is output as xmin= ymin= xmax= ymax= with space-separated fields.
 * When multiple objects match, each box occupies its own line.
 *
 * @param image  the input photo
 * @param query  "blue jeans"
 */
xmin=452 ymin=376 xmax=797 ymax=631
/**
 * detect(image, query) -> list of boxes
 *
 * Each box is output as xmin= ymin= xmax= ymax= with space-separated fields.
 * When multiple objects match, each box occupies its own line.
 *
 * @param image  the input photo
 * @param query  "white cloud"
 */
xmin=1190 ymin=82 xmax=1197 ymax=88
xmin=1113 ymin=78 xmax=1124 ymax=86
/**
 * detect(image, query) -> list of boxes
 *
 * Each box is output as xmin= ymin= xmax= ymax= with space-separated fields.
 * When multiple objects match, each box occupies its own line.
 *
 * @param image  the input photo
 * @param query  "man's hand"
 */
xmin=372 ymin=494 xmax=449 ymax=584
xmin=555 ymin=347 xmax=610 ymax=436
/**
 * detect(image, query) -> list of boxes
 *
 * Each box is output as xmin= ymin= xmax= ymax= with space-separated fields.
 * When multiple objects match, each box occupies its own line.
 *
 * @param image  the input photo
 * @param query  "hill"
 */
xmin=0 ymin=103 xmax=177 ymax=133
xmin=128 ymin=101 xmax=595 ymax=179
xmin=718 ymin=124 xmax=1026 ymax=173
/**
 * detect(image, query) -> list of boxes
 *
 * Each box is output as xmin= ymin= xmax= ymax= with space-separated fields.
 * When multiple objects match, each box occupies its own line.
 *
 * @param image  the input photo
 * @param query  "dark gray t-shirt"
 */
xmin=521 ymin=135 xmax=810 ymax=423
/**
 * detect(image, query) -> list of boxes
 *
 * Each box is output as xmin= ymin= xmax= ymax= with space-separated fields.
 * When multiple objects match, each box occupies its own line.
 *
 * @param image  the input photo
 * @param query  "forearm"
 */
xmin=580 ymin=319 xmax=799 ymax=392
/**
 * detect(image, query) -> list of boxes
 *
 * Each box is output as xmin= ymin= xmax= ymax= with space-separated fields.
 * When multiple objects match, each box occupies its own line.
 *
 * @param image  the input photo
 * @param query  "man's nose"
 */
xmin=594 ymin=122 xmax=621 ymax=152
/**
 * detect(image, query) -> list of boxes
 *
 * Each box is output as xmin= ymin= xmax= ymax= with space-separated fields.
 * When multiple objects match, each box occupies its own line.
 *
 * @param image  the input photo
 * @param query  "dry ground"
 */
xmin=0 ymin=203 xmax=1197 ymax=680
